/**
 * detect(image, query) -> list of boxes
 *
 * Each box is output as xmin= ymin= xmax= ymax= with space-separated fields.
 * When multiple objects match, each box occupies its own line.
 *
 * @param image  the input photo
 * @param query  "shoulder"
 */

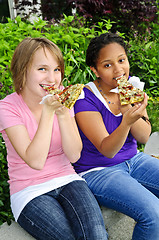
xmin=0 ymin=92 xmax=21 ymax=110
xmin=0 ymin=92 xmax=27 ymax=119
xmin=74 ymin=85 xmax=102 ymax=114
xmin=0 ymin=92 xmax=19 ymax=103
xmin=0 ymin=93 xmax=23 ymax=131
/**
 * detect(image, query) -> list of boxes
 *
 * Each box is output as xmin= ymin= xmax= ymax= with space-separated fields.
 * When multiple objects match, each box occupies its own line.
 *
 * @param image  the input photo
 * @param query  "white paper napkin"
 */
xmin=39 ymin=94 xmax=53 ymax=104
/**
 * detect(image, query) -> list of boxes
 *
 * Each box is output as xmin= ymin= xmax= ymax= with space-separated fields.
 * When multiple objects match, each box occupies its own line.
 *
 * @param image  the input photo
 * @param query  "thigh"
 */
xmin=83 ymin=165 xmax=159 ymax=223
xmin=17 ymin=193 xmax=75 ymax=240
xmin=130 ymin=152 xmax=159 ymax=197
xmin=58 ymin=180 xmax=108 ymax=240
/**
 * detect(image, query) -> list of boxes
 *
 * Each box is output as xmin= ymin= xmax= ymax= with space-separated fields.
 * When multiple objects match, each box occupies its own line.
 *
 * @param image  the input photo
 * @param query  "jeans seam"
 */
xmin=138 ymin=180 xmax=159 ymax=191
xmin=19 ymin=212 xmax=51 ymax=238
xmin=59 ymin=193 xmax=87 ymax=240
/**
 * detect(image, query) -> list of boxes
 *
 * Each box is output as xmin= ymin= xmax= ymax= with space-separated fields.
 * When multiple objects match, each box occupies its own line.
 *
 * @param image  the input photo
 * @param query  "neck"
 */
xmin=96 ymin=79 xmax=115 ymax=105
xmin=21 ymin=90 xmax=43 ymax=112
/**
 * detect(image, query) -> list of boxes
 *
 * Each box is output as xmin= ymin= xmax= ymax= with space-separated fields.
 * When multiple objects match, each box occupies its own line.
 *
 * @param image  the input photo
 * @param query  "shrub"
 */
xmin=0 ymin=15 xmax=114 ymax=94
xmin=68 ymin=0 xmax=158 ymax=35
xmin=128 ymin=24 xmax=159 ymax=91
xmin=0 ymin=135 xmax=14 ymax=225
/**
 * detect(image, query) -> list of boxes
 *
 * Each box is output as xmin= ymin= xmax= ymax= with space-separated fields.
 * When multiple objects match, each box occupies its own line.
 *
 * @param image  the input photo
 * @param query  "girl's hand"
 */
xmin=43 ymin=94 xmax=67 ymax=115
xmin=122 ymin=93 xmax=148 ymax=126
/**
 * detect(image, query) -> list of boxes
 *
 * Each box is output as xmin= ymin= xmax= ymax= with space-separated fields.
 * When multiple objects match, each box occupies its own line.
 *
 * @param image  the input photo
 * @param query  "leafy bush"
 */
xmin=0 ymin=15 xmax=113 ymax=94
xmin=0 ymin=15 xmax=158 ymax=225
xmin=68 ymin=0 xmax=158 ymax=35
xmin=128 ymin=23 xmax=159 ymax=91
xmin=0 ymin=135 xmax=14 ymax=225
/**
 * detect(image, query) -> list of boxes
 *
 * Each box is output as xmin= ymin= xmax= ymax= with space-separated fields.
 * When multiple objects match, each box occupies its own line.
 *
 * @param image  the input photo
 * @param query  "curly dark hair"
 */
xmin=86 ymin=32 xmax=128 ymax=69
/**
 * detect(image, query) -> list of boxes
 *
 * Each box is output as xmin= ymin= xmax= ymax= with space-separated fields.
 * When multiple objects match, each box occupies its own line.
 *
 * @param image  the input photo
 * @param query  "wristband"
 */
xmin=141 ymin=116 xmax=151 ymax=124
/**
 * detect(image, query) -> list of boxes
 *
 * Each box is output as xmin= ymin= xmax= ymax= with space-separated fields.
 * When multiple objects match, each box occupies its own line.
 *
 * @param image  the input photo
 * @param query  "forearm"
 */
xmin=25 ymin=106 xmax=55 ymax=170
xmin=58 ymin=113 xmax=82 ymax=163
xmin=100 ymin=121 xmax=131 ymax=158
xmin=120 ymin=99 xmax=151 ymax=144
xmin=130 ymin=114 xmax=151 ymax=143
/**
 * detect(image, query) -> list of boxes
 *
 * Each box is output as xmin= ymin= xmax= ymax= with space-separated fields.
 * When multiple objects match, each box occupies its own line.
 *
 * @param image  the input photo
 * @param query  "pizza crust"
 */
xmin=117 ymin=76 xmax=144 ymax=105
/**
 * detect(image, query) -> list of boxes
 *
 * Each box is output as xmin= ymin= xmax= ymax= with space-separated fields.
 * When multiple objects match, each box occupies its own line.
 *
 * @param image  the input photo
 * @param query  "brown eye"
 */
xmin=104 ymin=64 xmax=111 ymax=68
xmin=119 ymin=59 xmax=125 ymax=63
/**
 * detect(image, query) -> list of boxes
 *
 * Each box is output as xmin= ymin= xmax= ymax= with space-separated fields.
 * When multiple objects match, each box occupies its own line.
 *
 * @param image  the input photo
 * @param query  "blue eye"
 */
xmin=39 ymin=68 xmax=45 ymax=71
xmin=54 ymin=67 xmax=61 ymax=72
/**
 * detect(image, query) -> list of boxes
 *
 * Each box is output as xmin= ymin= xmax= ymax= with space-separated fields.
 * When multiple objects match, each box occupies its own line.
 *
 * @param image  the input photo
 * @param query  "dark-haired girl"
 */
xmin=74 ymin=32 xmax=159 ymax=240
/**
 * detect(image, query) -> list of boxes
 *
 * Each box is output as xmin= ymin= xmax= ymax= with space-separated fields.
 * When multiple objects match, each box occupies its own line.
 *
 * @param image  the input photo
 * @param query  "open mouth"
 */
xmin=113 ymin=74 xmax=125 ymax=81
xmin=39 ymin=84 xmax=55 ymax=91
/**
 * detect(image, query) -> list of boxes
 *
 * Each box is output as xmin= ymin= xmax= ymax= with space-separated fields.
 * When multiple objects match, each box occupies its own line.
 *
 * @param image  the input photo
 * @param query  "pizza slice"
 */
xmin=117 ymin=76 xmax=144 ymax=105
xmin=40 ymin=83 xmax=84 ymax=109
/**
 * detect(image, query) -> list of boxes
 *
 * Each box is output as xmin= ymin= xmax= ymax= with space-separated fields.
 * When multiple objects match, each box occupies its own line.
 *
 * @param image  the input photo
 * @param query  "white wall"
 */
xmin=8 ymin=0 xmax=42 ymax=22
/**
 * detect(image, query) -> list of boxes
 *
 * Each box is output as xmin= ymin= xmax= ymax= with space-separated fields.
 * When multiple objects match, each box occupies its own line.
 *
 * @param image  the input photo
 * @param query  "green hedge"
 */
xmin=0 ymin=15 xmax=158 ymax=225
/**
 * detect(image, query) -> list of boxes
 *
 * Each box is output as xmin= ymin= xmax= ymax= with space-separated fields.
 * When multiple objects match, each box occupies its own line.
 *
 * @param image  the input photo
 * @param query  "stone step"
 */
xmin=0 ymin=207 xmax=135 ymax=240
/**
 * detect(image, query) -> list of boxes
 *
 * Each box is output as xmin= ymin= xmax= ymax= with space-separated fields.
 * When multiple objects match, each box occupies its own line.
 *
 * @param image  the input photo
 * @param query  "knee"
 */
xmin=142 ymin=208 xmax=159 ymax=230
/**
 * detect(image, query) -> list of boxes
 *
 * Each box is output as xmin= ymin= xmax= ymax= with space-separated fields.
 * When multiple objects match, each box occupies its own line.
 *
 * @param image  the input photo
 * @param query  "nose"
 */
xmin=113 ymin=63 xmax=122 ymax=74
xmin=47 ymin=70 xmax=55 ymax=83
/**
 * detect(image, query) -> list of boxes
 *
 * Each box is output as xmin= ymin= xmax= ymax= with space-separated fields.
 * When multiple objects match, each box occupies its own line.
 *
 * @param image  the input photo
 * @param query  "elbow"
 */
xmin=103 ymin=152 xmax=116 ymax=159
xmin=32 ymin=165 xmax=44 ymax=171
xmin=137 ymin=131 xmax=151 ymax=145
xmin=27 ymin=160 xmax=45 ymax=171
xmin=108 ymin=153 xmax=116 ymax=158
xmin=99 ymin=143 xmax=116 ymax=159
xmin=139 ymin=136 xmax=150 ymax=145
xmin=70 ymin=152 xmax=81 ymax=163
xmin=29 ymin=164 xmax=44 ymax=171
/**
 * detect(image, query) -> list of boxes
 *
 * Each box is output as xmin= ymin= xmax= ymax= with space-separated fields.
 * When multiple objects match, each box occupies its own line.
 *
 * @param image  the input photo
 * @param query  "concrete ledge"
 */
xmin=0 ymin=207 xmax=135 ymax=240
xmin=0 ymin=221 xmax=35 ymax=240
xmin=101 ymin=207 xmax=135 ymax=240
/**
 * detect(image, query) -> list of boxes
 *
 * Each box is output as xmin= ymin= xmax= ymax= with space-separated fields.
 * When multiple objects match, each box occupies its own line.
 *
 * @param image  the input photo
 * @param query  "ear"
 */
xmin=90 ymin=66 xmax=99 ymax=78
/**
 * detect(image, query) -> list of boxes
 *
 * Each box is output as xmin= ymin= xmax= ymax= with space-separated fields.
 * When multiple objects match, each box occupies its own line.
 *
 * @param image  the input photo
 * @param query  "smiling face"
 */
xmin=90 ymin=42 xmax=130 ymax=90
xmin=23 ymin=47 xmax=62 ymax=100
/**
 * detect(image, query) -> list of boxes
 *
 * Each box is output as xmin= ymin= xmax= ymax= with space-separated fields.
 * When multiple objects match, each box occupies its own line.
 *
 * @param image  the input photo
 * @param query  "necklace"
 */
xmin=97 ymin=80 xmax=115 ymax=105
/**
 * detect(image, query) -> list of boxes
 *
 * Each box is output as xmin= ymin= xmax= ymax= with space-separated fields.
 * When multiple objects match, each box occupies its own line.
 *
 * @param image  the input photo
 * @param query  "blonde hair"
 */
xmin=11 ymin=37 xmax=64 ymax=94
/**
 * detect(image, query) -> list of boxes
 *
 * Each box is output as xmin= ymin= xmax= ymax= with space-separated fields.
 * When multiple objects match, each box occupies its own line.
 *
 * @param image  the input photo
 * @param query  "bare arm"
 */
xmin=120 ymin=94 xmax=151 ymax=144
xmin=5 ymin=103 xmax=55 ymax=170
xmin=76 ymin=111 xmax=131 ymax=158
xmin=57 ymin=110 xmax=82 ymax=163
xmin=75 ymin=95 xmax=150 ymax=158
xmin=6 ymin=94 xmax=82 ymax=170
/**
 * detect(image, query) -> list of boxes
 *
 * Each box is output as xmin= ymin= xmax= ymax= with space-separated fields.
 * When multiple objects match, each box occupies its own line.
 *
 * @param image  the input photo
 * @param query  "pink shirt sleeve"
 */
xmin=0 ymin=94 xmax=25 ymax=132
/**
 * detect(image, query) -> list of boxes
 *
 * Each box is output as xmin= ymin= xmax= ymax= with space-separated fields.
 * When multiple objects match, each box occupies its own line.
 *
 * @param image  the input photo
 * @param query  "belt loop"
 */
xmin=125 ymin=160 xmax=131 ymax=173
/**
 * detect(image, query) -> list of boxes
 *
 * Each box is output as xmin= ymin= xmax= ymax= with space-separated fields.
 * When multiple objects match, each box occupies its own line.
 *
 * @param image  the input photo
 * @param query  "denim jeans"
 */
xmin=83 ymin=152 xmax=159 ymax=240
xmin=17 ymin=180 xmax=108 ymax=240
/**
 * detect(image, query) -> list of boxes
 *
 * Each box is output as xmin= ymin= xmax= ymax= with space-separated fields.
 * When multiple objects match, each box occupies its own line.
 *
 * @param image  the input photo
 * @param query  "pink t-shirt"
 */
xmin=0 ymin=93 xmax=76 ymax=195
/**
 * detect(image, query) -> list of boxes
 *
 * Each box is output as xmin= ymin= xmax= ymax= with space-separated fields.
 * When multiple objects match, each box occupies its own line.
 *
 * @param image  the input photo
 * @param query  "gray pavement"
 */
xmin=0 ymin=208 xmax=135 ymax=240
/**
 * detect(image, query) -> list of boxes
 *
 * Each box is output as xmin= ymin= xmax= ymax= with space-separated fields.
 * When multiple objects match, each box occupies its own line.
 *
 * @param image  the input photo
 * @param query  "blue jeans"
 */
xmin=17 ymin=180 xmax=108 ymax=240
xmin=83 ymin=152 xmax=159 ymax=240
